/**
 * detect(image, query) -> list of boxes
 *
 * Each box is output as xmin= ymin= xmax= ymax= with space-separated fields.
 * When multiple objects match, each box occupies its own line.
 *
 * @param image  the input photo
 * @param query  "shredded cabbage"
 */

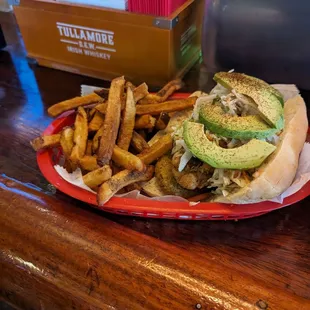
xmin=208 ymin=168 xmax=251 ymax=196
xmin=192 ymin=95 xmax=217 ymax=121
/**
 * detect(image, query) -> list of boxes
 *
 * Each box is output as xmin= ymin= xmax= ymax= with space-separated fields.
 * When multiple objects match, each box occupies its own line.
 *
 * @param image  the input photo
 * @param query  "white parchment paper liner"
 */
xmin=53 ymin=84 xmax=309 ymax=205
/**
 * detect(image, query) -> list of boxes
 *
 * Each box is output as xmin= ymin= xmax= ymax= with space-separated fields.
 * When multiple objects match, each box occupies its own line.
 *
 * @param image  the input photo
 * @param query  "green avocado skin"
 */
xmin=199 ymin=103 xmax=278 ymax=140
xmin=214 ymin=72 xmax=284 ymax=129
xmin=183 ymin=121 xmax=276 ymax=170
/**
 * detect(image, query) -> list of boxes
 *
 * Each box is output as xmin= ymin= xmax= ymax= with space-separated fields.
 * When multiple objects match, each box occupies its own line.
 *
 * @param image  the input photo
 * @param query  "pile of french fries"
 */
xmin=31 ymin=76 xmax=198 ymax=205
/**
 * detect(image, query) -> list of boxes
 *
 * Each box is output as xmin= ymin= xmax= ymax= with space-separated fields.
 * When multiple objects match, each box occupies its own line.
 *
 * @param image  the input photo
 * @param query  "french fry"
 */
xmin=97 ymin=166 xmax=154 ymax=205
xmin=112 ymin=145 xmax=145 ymax=172
xmin=86 ymin=140 xmax=93 ymax=156
xmin=95 ymin=103 xmax=107 ymax=114
xmin=70 ymin=107 xmax=88 ymax=165
xmin=83 ymin=165 xmax=112 ymax=188
xmin=88 ymin=111 xmax=105 ymax=132
xmin=156 ymin=79 xmax=183 ymax=102
xmin=30 ymin=134 xmax=61 ymax=151
xmin=60 ymin=127 xmax=75 ymax=171
xmin=155 ymin=112 xmax=170 ymax=130
xmin=79 ymin=156 xmax=99 ymax=171
xmin=134 ymin=114 xmax=156 ymax=130
xmin=60 ymin=127 xmax=74 ymax=157
xmin=136 ymin=97 xmax=197 ymax=115
xmin=97 ymin=76 xmax=125 ymax=165
xmin=92 ymin=125 xmax=105 ymax=154
xmin=48 ymin=93 xmax=104 ymax=117
xmin=117 ymin=85 xmax=136 ymax=151
xmin=94 ymin=88 xmax=110 ymax=99
xmin=138 ymin=134 xmax=173 ymax=165
xmin=133 ymin=82 xmax=149 ymax=102
xmin=130 ymin=131 xmax=150 ymax=153
xmin=95 ymin=83 xmax=148 ymax=115
xmin=138 ymin=79 xmax=183 ymax=105
xmin=88 ymin=107 xmax=97 ymax=120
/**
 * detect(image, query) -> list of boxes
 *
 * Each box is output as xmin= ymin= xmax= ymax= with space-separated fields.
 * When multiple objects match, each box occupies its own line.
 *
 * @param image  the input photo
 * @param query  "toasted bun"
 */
xmin=214 ymin=95 xmax=308 ymax=204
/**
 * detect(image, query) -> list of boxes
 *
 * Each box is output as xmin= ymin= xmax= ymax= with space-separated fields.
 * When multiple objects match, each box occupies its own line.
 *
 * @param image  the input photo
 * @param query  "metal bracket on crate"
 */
xmin=153 ymin=16 xmax=179 ymax=30
xmin=8 ymin=0 xmax=20 ymax=5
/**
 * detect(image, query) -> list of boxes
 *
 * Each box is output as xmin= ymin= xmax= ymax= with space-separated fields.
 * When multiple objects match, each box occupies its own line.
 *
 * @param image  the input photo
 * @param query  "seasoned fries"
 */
xmin=155 ymin=113 xmax=170 ymax=130
xmin=131 ymin=131 xmax=150 ymax=153
xmin=97 ymin=166 xmax=154 ymax=205
xmin=83 ymin=165 xmax=112 ymax=188
xmin=156 ymin=79 xmax=183 ymax=102
xmin=31 ymin=76 xmax=205 ymax=205
xmin=138 ymin=134 xmax=173 ymax=165
xmin=48 ymin=93 xmax=104 ymax=117
xmin=97 ymin=76 xmax=125 ymax=165
xmin=31 ymin=134 xmax=61 ymax=151
xmin=133 ymin=83 xmax=149 ymax=102
xmin=79 ymin=156 xmax=99 ymax=171
xmin=88 ymin=111 xmax=105 ymax=132
xmin=134 ymin=114 xmax=156 ymax=130
xmin=112 ymin=145 xmax=145 ymax=172
xmin=70 ymin=107 xmax=88 ymax=165
xmin=92 ymin=125 xmax=104 ymax=154
xmin=117 ymin=85 xmax=136 ymax=151
xmin=94 ymin=103 xmax=107 ymax=114
xmin=136 ymin=97 xmax=197 ymax=115
xmin=138 ymin=79 xmax=183 ymax=104
xmin=86 ymin=140 xmax=92 ymax=156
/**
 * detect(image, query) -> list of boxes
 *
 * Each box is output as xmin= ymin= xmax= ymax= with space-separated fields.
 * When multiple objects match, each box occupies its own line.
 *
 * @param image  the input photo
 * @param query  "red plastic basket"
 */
xmin=37 ymin=93 xmax=310 ymax=220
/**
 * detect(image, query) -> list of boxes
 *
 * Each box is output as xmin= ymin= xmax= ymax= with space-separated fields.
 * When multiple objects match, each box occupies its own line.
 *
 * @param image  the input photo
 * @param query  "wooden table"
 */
xmin=1 ymin=12 xmax=310 ymax=310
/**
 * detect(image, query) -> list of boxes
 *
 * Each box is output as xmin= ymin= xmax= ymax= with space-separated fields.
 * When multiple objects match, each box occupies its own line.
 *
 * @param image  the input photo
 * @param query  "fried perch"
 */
xmin=48 ymin=93 xmax=104 ymax=117
xmin=138 ymin=134 xmax=173 ymax=165
xmin=155 ymin=156 xmax=201 ymax=198
xmin=112 ymin=145 xmax=145 ymax=172
xmin=70 ymin=107 xmax=88 ymax=165
xmin=130 ymin=131 xmax=150 ymax=153
xmin=134 ymin=114 xmax=156 ymax=129
xmin=88 ymin=111 xmax=105 ymax=132
xmin=83 ymin=165 xmax=112 ymax=188
xmin=136 ymin=97 xmax=197 ymax=115
xmin=30 ymin=134 xmax=61 ymax=151
xmin=97 ymin=76 xmax=125 ymax=165
xmin=79 ymin=156 xmax=99 ymax=171
xmin=117 ymin=85 xmax=136 ymax=151
xmin=97 ymin=166 xmax=154 ymax=205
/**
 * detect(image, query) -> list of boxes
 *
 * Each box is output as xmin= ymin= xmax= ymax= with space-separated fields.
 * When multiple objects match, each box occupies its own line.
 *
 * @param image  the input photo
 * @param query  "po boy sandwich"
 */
xmin=143 ymin=72 xmax=308 ymax=203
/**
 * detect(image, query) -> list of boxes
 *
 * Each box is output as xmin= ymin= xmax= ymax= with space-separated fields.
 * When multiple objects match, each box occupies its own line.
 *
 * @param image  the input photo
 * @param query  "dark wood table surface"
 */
xmin=1 ymin=12 xmax=310 ymax=310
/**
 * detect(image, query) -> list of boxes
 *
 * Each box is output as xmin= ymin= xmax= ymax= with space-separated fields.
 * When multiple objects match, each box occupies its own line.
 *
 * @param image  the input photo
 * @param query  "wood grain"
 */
xmin=1 ymin=175 xmax=309 ymax=310
xmin=0 ymin=11 xmax=310 ymax=310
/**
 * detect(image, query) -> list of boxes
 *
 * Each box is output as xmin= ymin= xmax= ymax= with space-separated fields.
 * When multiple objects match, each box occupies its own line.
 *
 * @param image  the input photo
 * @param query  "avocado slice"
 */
xmin=199 ymin=102 xmax=277 ymax=139
xmin=214 ymin=72 xmax=284 ymax=129
xmin=183 ymin=121 xmax=276 ymax=170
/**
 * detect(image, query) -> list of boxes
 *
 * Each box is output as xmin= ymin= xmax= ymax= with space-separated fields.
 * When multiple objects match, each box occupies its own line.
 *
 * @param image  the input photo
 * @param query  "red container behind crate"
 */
xmin=128 ymin=0 xmax=188 ymax=17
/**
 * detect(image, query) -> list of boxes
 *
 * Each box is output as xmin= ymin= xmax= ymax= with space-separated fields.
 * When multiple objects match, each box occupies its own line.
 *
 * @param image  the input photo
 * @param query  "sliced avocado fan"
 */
xmin=199 ymin=102 xmax=278 ymax=139
xmin=214 ymin=72 xmax=284 ymax=129
xmin=183 ymin=121 xmax=276 ymax=170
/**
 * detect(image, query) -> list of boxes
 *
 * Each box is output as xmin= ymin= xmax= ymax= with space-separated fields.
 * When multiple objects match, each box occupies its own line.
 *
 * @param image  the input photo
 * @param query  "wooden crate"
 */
xmin=14 ymin=0 xmax=203 ymax=86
